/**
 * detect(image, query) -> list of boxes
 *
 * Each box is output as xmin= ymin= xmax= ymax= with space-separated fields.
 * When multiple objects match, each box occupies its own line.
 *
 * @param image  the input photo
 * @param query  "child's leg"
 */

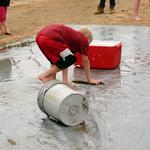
xmin=0 ymin=7 xmax=5 ymax=34
xmin=0 ymin=22 xmax=3 ymax=34
xmin=133 ymin=0 xmax=142 ymax=20
xmin=62 ymin=68 xmax=68 ymax=84
xmin=62 ymin=68 xmax=75 ymax=88
xmin=0 ymin=7 xmax=9 ymax=34
xmin=3 ymin=21 xmax=10 ymax=34
xmin=3 ymin=7 xmax=10 ymax=34
xmin=38 ymin=64 xmax=61 ymax=84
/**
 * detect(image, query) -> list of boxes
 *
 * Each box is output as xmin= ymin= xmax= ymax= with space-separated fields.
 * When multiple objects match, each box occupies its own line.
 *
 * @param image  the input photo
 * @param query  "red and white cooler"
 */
xmin=75 ymin=40 xmax=122 ymax=69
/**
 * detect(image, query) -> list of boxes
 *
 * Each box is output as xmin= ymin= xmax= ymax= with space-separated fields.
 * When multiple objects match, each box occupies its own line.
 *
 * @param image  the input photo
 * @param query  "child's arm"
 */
xmin=81 ymin=55 xmax=100 ymax=85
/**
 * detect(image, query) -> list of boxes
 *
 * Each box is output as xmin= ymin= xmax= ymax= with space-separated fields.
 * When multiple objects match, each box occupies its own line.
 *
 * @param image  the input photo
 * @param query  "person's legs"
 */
xmin=62 ymin=68 xmax=68 ymax=84
xmin=36 ymin=34 xmax=76 ymax=84
xmin=110 ymin=0 xmax=116 ymax=7
xmin=0 ymin=22 xmax=3 ymax=34
xmin=133 ymin=0 xmax=142 ymax=20
xmin=62 ymin=68 xmax=75 ymax=88
xmin=3 ymin=7 xmax=10 ymax=34
xmin=109 ymin=0 xmax=115 ymax=13
xmin=99 ymin=0 xmax=106 ymax=8
xmin=0 ymin=7 xmax=10 ymax=35
xmin=0 ymin=7 xmax=6 ymax=34
xmin=38 ymin=64 xmax=61 ymax=84
xmin=95 ymin=0 xmax=106 ymax=14
xmin=3 ymin=21 xmax=10 ymax=34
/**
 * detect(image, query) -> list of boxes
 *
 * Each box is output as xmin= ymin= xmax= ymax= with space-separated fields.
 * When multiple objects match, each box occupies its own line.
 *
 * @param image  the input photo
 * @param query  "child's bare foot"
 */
xmin=38 ymin=75 xmax=53 ymax=84
xmin=133 ymin=16 xmax=142 ymax=21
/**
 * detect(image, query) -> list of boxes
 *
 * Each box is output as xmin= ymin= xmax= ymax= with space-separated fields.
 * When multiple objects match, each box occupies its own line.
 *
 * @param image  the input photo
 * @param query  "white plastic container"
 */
xmin=37 ymin=80 xmax=89 ymax=126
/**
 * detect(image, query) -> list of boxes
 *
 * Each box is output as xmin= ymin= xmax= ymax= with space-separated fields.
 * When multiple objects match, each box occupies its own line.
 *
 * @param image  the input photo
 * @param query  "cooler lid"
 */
xmin=90 ymin=40 xmax=121 ymax=47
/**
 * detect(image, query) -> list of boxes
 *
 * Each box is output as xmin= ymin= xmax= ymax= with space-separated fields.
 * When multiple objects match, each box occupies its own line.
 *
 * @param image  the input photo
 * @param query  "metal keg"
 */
xmin=37 ymin=80 xmax=89 ymax=126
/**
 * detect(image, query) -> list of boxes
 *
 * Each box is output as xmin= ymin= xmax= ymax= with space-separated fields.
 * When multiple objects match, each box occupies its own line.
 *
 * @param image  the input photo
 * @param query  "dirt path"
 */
xmin=0 ymin=0 xmax=150 ymax=48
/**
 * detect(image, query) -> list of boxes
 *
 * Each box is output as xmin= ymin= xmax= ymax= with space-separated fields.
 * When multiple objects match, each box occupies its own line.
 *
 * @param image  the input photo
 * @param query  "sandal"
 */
xmin=5 ymin=32 xmax=11 ymax=35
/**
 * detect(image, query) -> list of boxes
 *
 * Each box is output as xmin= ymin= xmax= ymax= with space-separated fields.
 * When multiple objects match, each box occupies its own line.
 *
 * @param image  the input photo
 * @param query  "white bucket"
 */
xmin=37 ymin=80 xmax=89 ymax=126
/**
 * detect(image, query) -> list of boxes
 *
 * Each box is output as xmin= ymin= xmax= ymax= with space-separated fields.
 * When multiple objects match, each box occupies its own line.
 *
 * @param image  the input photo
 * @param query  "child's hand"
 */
xmin=88 ymin=79 xmax=104 ymax=85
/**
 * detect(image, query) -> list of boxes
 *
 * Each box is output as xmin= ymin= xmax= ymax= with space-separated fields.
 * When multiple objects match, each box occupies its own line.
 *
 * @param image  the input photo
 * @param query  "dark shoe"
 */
xmin=94 ymin=6 xmax=104 ymax=15
xmin=110 ymin=6 xmax=115 ymax=14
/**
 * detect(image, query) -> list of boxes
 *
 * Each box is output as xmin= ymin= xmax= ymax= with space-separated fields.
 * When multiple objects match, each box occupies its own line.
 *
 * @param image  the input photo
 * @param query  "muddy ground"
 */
xmin=0 ymin=0 xmax=150 ymax=48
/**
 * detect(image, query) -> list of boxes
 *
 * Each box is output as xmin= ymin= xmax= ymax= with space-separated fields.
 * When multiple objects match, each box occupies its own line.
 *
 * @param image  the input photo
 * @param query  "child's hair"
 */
xmin=79 ymin=27 xmax=93 ymax=43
